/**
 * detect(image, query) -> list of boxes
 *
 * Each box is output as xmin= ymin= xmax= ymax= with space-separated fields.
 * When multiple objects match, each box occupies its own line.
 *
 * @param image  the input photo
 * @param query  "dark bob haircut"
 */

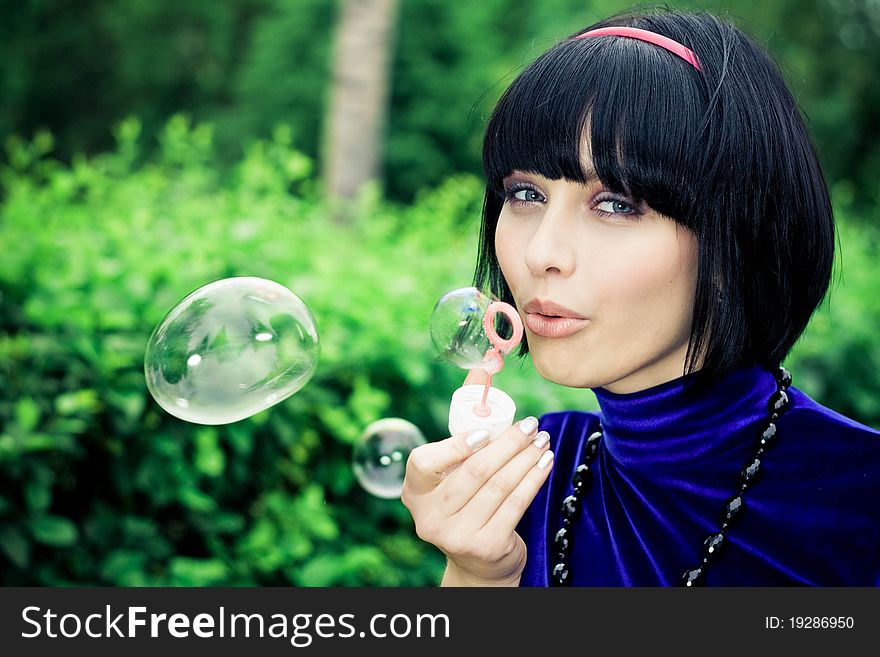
xmin=474 ymin=8 xmax=835 ymax=392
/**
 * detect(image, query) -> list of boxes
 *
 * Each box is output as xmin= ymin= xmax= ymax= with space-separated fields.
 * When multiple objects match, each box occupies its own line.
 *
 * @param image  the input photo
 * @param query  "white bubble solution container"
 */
xmin=448 ymin=384 xmax=516 ymax=440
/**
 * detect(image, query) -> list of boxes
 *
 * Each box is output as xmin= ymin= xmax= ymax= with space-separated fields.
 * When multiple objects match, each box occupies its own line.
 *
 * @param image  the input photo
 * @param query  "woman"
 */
xmin=400 ymin=9 xmax=880 ymax=586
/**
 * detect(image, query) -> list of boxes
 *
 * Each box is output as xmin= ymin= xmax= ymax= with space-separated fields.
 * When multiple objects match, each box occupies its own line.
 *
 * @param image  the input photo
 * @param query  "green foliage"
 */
xmin=1 ymin=118 xmax=877 ymax=586
xmin=785 ymin=213 xmax=880 ymax=425
xmin=0 ymin=117 xmax=594 ymax=586
xmin=0 ymin=118 xmax=474 ymax=586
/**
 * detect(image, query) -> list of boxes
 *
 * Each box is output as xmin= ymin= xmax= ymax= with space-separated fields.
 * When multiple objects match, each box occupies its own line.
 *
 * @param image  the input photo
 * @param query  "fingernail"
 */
xmin=532 ymin=431 xmax=550 ymax=449
xmin=519 ymin=416 xmax=539 ymax=435
xmin=466 ymin=429 xmax=491 ymax=450
xmin=537 ymin=450 xmax=554 ymax=469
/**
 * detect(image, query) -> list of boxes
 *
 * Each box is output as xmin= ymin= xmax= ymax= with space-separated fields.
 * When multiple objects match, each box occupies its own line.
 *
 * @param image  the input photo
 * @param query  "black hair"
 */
xmin=474 ymin=7 xmax=835 ymax=393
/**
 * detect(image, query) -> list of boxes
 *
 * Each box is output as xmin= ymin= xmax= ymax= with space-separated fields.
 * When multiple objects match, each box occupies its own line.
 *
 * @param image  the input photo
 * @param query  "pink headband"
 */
xmin=575 ymin=26 xmax=702 ymax=72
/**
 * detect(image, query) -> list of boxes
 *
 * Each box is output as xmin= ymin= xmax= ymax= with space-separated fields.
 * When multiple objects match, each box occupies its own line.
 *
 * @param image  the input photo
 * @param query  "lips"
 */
xmin=522 ymin=298 xmax=590 ymax=339
xmin=522 ymin=299 xmax=586 ymax=319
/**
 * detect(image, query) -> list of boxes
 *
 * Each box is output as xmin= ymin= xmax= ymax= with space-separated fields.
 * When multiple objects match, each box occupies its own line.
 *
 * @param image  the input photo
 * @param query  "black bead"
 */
xmin=774 ymin=366 xmax=792 ymax=390
xmin=703 ymin=532 xmax=726 ymax=560
xmin=723 ymin=494 xmax=744 ymax=524
xmin=740 ymin=457 xmax=761 ymax=486
xmin=554 ymin=527 xmax=572 ymax=555
xmin=561 ymin=495 xmax=579 ymax=520
xmin=682 ymin=567 xmax=704 ymax=586
xmin=760 ymin=423 xmax=776 ymax=446
xmin=767 ymin=389 xmax=790 ymax=417
xmin=572 ymin=463 xmax=593 ymax=491
xmin=585 ymin=431 xmax=602 ymax=460
xmin=758 ymin=422 xmax=777 ymax=449
xmin=552 ymin=563 xmax=570 ymax=586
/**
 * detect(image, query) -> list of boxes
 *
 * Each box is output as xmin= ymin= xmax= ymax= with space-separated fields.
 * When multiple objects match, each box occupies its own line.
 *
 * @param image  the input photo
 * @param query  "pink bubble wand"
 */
xmin=472 ymin=301 xmax=524 ymax=418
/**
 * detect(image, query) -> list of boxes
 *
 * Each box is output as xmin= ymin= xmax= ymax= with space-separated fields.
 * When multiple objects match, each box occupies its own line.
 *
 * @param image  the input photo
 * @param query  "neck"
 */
xmin=595 ymin=343 xmax=695 ymax=394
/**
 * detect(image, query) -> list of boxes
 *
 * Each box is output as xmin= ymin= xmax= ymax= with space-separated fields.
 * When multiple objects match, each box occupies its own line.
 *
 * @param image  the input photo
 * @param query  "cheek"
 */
xmin=601 ymin=231 xmax=698 ymax=322
xmin=494 ymin=214 xmax=520 ymax=287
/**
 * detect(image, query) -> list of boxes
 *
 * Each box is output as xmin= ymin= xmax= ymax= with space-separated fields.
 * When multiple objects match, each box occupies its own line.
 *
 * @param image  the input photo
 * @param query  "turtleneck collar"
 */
xmin=592 ymin=364 xmax=777 ymax=474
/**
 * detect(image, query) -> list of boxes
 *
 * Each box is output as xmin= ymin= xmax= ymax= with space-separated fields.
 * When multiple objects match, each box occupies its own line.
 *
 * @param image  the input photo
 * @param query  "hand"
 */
xmin=400 ymin=368 xmax=554 ymax=586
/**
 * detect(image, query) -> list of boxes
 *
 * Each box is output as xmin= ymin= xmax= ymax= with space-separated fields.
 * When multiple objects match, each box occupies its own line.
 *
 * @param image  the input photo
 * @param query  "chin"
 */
xmin=529 ymin=349 xmax=596 ymax=389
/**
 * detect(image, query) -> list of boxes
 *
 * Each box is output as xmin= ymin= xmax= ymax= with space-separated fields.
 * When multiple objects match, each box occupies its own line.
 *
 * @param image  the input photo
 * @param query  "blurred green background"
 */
xmin=1 ymin=0 xmax=878 ymax=586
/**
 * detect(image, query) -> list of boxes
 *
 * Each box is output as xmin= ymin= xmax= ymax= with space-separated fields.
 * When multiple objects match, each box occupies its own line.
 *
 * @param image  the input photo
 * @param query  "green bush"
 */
xmin=0 ymin=116 xmax=582 ymax=586
xmin=0 ymin=118 xmax=877 ymax=585
xmin=785 ymin=206 xmax=880 ymax=425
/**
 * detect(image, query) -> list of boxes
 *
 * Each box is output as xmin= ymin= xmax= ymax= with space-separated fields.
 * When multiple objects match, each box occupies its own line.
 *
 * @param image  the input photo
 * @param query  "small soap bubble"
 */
xmin=429 ymin=287 xmax=521 ymax=371
xmin=429 ymin=287 xmax=493 ymax=369
xmin=352 ymin=418 xmax=427 ymax=498
xmin=144 ymin=276 xmax=319 ymax=424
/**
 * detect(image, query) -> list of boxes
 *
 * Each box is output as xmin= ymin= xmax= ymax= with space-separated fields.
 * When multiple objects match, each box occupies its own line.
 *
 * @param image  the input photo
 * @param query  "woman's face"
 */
xmin=495 ymin=158 xmax=700 ymax=394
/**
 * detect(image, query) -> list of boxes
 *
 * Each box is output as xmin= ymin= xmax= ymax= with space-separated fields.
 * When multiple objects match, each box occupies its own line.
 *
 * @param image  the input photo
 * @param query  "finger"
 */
xmin=463 ymin=367 xmax=490 ymax=386
xmin=483 ymin=447 xmax=554 ymax=538
xmin=453 ymin=430 xmax=551 ymax=529
xmin=404 ymin=428 xmax=493 ymax=496
xmin=434 ymin=416 xmax=541 ymax=513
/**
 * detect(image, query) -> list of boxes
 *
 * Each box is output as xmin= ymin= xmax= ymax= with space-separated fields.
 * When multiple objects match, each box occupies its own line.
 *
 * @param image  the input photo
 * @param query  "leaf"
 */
xmin=24 ymin=479 xmax=52 ymax=512
xmin=100 ymin=550 xmax=148 ymax=585
xmin=225 ymin=423 xmax=254 ymax=456
xmin=29 ymin=516 xmax=79 ymax=547
xmin=14 ymin=398 xmax=40 ymax=432
xmin=168 ymin=557 xmax=229 ymax=586
xmin=21 ymin=433 xmax=63 ymax=453
xmin=180 ymin=487 xmax=217 ymax=513
xmin=0 ymin=527 xmax=31 ymax=569
xmin=55 ymin=389 xmax=99 ymax=416
xmin=106 ymin=390 xmax=145 ymax=422
xmin=296 ymin=554 xmax=340 ymax=586
xmin=194 ymin=427 xmax=225 ymax=477
xmin=199 ymin=511 xmax=244 ymax=535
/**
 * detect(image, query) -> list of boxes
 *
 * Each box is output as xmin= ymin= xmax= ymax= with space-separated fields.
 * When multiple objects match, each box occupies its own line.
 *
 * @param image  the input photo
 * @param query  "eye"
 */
xmin=595 ymin=199 xmax=636 ymax=215
xmin=503 ymin=183 xmax=544 ymax=206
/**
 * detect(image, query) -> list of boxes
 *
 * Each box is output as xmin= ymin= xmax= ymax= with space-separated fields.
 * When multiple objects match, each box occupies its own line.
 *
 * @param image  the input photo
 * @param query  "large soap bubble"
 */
xmin=352 ymin=418 xmax=427 ymax=499
xmin=144 ymin=277 xmax=319 ymax=424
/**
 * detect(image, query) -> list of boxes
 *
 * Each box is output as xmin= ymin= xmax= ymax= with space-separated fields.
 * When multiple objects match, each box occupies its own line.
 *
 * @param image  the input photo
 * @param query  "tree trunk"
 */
xmin=323 ymin=0 xmax=399 ymax=212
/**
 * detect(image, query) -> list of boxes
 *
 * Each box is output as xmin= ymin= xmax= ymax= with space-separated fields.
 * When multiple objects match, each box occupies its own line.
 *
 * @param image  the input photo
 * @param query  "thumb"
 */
xmin=463 ymin=367 xmax=490 ymax=387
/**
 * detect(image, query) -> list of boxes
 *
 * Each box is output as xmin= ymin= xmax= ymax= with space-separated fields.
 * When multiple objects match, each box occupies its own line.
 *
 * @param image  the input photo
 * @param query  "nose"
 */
xmin=523 ymin=201 xmax=576 ymax=277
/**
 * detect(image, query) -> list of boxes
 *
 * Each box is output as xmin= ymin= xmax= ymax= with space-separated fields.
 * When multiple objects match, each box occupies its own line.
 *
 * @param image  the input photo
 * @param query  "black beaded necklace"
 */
xmin=550 ymin=366 xmax=793 ymax=586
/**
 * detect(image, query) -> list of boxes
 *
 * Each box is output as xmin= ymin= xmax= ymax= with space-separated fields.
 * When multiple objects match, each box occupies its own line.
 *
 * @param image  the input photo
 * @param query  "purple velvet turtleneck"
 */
xmin=517 ymin=364 xmax=880 ymax=586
